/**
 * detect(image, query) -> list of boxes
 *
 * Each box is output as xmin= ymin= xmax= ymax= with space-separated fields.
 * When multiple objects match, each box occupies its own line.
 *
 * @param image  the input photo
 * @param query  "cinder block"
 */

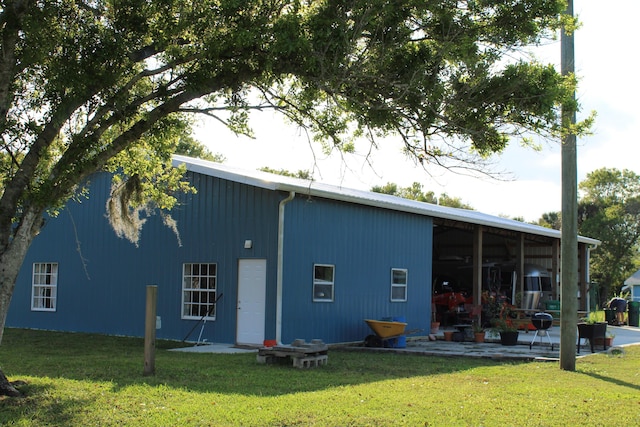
xmin=256 ymin=354 xmax=275 ymax=364
xmin=292 ymin=354 xmax=329 ymax=368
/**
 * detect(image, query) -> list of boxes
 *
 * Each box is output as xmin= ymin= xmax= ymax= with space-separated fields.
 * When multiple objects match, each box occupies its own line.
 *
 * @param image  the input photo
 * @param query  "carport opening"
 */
xmin=431 ymin=222 xmax=557 ymax=328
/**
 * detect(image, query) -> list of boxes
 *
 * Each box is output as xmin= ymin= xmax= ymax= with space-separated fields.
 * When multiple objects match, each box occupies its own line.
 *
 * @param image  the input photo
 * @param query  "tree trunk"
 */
xmin=0 ymin=207 xmax=43 ymax=397
xmin=0 ymin=369 xmax=21 ymax=397
xmin=0 ymin=208 xmax=41 ymax=341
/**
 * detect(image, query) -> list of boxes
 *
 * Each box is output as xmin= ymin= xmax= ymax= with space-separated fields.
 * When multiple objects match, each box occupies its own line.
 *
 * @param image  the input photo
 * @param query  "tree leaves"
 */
xmin=0 ymin=0 xmax=584 ymax=266
xmin=577 ymin=169 xmax=640 ymax=298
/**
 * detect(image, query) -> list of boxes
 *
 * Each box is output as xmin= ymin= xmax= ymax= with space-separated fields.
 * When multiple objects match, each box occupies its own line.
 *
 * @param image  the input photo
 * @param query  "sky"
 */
xmin=195 ymin=1 xmax=639 ymax=222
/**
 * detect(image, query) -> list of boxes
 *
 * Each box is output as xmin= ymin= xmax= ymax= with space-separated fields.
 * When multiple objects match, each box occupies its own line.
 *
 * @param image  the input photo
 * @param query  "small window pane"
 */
xmin=314 ymin=284 xmax=333 ymax=300
xmin=391 ymin=286 xmax=406 ymax=301
xmin=392 ymin=269 xmax=407 ymax=285
xmin=313 ymin=264 xmax=335 ymax=302
xmin=314 ymin=265 xmax=334 ymax=282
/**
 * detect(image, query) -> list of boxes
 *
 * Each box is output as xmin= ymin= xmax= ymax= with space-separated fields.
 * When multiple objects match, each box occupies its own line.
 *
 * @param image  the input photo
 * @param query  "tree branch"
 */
xmin=0 ymin=96 xmax=87 ymax=249
xmin=43 ymin=87 xmax=214 ymax=205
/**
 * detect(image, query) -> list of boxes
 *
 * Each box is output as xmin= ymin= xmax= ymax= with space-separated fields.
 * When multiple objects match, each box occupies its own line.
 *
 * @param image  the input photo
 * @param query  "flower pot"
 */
xmin=499 ymin=331 xmax=519 ymax=346
xmin=474 ymin=332 xmax=485 ymax=343
xmin=431 ymin=322 xmax=440 ymax=334
xmin=443 ymin=331 xmax=454 ymax=341
xmin=594 ymin=337 xmax=614 ymax=347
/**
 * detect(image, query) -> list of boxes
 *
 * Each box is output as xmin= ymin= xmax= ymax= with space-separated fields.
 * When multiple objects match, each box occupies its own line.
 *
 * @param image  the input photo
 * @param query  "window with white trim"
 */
xmin=313 ymin=264 xmax=334 ymax=302
xmin=181 ymin=263 xmax=217 ymax=320
xmin=391 ymin=268 xmax=407 ymax=302
xmin=31 ymin=262 xmax=58 ymax=311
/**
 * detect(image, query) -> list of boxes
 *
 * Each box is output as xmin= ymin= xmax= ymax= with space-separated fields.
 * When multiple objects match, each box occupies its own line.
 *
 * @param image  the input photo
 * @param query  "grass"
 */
xmin=1 ymin=328 xmax=639 ymax=426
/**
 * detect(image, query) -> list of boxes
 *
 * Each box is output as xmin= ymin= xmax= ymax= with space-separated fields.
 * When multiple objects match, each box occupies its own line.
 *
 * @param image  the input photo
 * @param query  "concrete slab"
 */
xmin=168 ymin=325 xmax=640 ymax=360
xmin=358 ymin=324 xmax=640 ymax=361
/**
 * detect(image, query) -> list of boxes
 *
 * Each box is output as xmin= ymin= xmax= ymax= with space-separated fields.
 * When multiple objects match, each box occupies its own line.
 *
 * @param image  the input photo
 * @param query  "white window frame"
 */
xmin=391 ymin=268 xmax=408 ymax=302
xmin=31 ymin=262 xmax=58 ymax=311
xmin=313 ymin=264 xmax=335 ymax=302
xmin=181 ymin=263 xmax=218 ymax=320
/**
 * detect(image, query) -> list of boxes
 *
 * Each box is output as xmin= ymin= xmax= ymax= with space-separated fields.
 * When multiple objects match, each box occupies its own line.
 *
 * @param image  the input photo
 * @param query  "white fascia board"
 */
xmin=172 ymin=155 xmax=600 ymax=246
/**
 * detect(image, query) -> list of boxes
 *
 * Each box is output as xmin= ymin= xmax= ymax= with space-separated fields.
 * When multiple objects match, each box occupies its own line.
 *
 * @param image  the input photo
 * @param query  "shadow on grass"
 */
xmin=0 ymin=382 xmax=92 ymax=426
xmin=578 ymin=370 xmax=640 ymax=392
xmin=0 ymin=328 xmax=515 ymax=398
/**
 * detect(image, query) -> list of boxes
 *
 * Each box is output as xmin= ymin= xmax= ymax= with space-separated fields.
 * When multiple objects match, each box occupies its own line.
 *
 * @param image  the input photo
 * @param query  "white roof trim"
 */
xmin=624 ymin=269 xmax=640 ymax=286
xmin=172 ymin=155 xmax=600 ymax=246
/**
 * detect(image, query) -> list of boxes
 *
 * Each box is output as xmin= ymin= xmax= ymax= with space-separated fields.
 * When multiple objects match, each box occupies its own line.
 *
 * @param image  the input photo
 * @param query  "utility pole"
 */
xmin=560 ymin=0 xmax=578 ymax=371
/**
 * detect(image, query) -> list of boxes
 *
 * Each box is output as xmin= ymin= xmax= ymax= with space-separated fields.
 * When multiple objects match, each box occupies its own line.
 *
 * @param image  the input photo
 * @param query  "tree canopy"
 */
xmin=537 ymin=168 xmax=640 ymax=302
xmin=1 ymin=0 xmax=586 ymax=395
xmin=175 ymin=135 xmax=225 ymax=163
xmin=371 ymin=181 xmax=473 ymax=209
xmin=259 ymin=167 xmax=312 ymax=180
xmin=578 ymin=168 xmax=640 ymax=300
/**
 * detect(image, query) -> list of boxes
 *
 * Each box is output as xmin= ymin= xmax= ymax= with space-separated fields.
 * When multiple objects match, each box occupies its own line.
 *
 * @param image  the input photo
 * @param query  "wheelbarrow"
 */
xmin=363 ymin=319 xmax=422 ymax=348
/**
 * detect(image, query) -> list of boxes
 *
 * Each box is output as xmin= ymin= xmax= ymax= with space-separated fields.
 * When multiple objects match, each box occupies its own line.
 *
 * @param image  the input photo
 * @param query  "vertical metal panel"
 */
xmin=8 ymin=171 xmax=282 ymax=343
xmin=280 ymin=196 xmax=433 ymax=344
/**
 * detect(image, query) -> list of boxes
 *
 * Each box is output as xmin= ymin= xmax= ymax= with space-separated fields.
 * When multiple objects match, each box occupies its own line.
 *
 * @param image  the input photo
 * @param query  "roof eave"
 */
xmin=172 ymin=155 xmax=600 ymax=246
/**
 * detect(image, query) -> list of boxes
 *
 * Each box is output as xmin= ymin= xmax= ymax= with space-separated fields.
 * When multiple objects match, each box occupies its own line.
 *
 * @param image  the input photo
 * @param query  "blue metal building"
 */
xmin=7 ymin=155 xmax=599 ymax=345
xmin=7 ymin=156 xmax=433 ymax=345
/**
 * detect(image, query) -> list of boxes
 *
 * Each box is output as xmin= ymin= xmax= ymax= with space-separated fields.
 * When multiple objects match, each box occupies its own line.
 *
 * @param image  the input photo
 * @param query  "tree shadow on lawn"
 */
xmin=1 ymin=329 xmax=518 ymax=397
xmin=578 ymin=370 xmax=640 ymax=392
xmin=0 ymin=382 xmax=90 ymax=426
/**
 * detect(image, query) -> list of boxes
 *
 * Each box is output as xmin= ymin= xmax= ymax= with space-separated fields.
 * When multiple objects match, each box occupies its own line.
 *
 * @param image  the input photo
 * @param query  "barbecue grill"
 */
xmin=529 ymin=312 xmax=554 ymax=350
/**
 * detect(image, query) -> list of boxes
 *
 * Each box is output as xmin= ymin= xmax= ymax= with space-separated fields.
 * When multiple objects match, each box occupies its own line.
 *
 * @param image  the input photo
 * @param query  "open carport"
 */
xmin=430 ymin=216 xmax=599 ymax=327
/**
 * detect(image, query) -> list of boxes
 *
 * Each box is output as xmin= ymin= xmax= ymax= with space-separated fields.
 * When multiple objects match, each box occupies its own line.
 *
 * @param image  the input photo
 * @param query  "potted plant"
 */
xmin=443 ymin=330 xmax=454 ymax=341
xmin=431 ymin=316 xmax=440 ymax=335
xmin=490 ymin=318 xmax=519 ymax=346
xmin=577 ymin=316 xmax=608 ymax=353
xmin=473 ymin=323 xmax=485 ymax=343
xmin=605 ymin=332 xmax=615 ymax=347
xmin=489 ymin=303 xmax=519 ymax=346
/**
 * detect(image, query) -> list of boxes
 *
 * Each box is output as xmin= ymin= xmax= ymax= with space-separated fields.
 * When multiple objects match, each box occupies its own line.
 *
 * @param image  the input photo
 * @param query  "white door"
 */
xmin=236 ymin=259 xmax=267 ymax=345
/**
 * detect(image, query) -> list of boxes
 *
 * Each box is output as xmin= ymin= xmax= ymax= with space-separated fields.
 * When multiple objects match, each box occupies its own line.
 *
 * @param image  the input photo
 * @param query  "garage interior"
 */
xmin=430 ymin=218 xmax=593 ymax=327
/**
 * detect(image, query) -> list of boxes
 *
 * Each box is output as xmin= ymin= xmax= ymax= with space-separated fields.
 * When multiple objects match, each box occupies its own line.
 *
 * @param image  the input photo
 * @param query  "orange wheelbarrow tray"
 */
xmin=363 ymin=319 xmax=423 ymax=347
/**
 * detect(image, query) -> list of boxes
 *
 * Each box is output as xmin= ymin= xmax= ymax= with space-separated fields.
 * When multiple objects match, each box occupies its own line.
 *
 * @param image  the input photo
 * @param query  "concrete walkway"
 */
xmin=372 ymin=324 xmax=640 ymax=361
xmin=171 ymin=325 xmax=640 ymax=361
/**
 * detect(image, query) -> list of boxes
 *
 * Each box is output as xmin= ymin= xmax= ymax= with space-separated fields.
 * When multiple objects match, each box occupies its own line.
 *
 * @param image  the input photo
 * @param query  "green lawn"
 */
xmin=1 ymin=328 xmax=639 ymax=426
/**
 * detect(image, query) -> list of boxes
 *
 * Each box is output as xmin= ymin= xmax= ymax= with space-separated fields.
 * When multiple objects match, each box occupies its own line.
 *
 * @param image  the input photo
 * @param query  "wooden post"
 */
xmin=516 ymin=233 xmax=524 ymax=308
xmin=143 ymin=285 xmax=158 ymax=376
xmin=579 ymin=243 xmax=589 ymax=311
xmin=473 ymin=226 xmax=483 ymax=322
xmin=552 ymin=239 xmax=560 ymax=300
xmin=560 ymin=0 xmax=578 ymax=371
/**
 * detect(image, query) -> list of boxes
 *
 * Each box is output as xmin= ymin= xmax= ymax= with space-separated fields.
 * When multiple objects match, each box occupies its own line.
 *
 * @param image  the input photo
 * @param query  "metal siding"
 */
xmin=8 ymin=172 xmax=281 ymax=343
xmin=9 ymin=169 xmax=437 ymax=346
xmin=281 ymin=196 xmax=433 ymax=344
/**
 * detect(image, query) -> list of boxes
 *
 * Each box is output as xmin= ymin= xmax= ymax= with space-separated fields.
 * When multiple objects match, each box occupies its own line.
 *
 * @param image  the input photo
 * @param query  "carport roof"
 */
xmin=173 ymin=155 xmax=600 ymax=246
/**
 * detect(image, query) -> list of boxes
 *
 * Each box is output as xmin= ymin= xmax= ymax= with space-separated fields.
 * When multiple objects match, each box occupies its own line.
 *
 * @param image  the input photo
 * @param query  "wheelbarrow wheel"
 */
xmin=364 ymin=334 xmax=383 ymax=348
